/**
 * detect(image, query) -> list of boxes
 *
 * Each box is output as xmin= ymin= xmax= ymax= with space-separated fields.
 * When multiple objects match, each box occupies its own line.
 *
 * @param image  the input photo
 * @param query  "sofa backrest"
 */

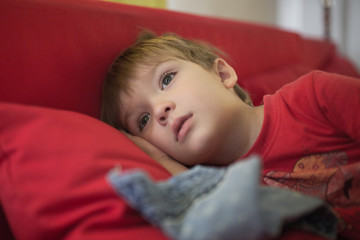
xmin=0 ymin=0 xmax=304 ymax=117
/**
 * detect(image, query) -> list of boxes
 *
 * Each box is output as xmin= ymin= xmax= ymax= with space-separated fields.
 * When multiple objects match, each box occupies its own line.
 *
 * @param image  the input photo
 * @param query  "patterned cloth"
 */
xmin=107 ymin=155 xmax=337 ymax=240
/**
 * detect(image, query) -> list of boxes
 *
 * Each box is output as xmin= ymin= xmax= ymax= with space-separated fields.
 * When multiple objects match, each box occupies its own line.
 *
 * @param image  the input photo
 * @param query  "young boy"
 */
xmin=102 ymin=32 xmax=360 ymax=238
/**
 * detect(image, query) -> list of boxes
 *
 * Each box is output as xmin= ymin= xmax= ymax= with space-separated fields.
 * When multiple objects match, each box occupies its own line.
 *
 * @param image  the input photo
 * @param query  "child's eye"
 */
xmin=160 ymin=71 xmax=176 ymax=89
xmin=138 ymin=113 xmax=150 ymax=132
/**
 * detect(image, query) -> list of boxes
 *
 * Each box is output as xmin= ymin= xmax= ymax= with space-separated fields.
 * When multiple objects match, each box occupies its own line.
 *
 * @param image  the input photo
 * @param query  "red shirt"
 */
xmin=242 ymin=70 xmax=360 ymax=239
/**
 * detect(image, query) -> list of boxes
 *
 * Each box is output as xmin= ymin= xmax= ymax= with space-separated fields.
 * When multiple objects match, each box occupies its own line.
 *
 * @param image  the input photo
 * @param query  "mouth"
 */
xmin=172 ymin=113 xmax=193 ymax=142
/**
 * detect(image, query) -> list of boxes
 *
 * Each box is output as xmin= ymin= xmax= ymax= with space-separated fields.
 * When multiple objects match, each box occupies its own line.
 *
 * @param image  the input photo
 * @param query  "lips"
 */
xmin=172 ymin=113 xmax=193 ymax=142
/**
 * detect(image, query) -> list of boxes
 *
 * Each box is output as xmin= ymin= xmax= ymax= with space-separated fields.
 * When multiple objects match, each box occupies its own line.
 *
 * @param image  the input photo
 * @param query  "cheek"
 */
xmin=183 ymin=81 xmax=223 ymax=104
xmin=145 ymin=127 xmax=172 ymax=151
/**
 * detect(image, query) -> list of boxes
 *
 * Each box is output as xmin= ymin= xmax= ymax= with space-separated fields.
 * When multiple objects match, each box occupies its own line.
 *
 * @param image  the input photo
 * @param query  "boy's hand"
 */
xmin=123 ymin=132 xmax=188 ymax=175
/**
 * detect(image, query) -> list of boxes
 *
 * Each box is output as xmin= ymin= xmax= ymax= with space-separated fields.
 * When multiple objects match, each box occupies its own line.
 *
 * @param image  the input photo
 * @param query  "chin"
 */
xmin=183 ymin=132 xmax=219 ymax=165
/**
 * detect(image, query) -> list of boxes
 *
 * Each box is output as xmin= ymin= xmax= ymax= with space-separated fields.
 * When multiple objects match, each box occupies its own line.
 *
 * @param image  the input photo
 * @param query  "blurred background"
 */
xmin=106 ymin=0 xmax=359 ymax=71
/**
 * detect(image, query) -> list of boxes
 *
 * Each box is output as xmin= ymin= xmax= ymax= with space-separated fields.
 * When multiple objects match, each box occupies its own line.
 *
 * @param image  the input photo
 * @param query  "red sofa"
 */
xmin=0 ymin=0 xmax=359 ymax=239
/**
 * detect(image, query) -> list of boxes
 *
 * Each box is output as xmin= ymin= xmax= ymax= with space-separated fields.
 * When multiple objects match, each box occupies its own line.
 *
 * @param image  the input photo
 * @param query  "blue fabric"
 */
xmin=107 ymin=155 xmax=337 ymax=240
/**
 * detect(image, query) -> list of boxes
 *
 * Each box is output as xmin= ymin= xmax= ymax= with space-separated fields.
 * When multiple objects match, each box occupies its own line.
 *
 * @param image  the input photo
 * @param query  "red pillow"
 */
xmin=0 ymin=102 xmax=170 ymax=240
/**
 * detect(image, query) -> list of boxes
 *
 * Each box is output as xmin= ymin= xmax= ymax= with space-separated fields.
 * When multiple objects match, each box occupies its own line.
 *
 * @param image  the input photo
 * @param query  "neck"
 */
xmin=246 ymin=105 xmax=264 ymax=152
xmin=220 ymin=104 xmax=264 ymax=165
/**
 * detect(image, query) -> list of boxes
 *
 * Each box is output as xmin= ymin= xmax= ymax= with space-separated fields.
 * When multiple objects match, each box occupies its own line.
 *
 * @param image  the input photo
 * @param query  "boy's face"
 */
xmin=119 ymin=58 xmax=250 ymax=166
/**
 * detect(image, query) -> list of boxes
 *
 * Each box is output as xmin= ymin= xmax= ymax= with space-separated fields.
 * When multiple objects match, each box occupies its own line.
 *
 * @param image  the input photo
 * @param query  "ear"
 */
xmin=213 ymin=58 xmax=238 ymax=89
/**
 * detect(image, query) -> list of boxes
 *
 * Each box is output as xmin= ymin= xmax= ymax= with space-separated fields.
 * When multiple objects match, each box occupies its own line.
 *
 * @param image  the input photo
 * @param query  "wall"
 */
xmin=276 ymin=0 xmax=360 ymax=70
xmin=104 ymin=0 xmax=166 ymax=8
xmin=343 ymin=0 xmax=360 ymax=70
xmin=167 ymin=0 xmax=277 ymax=26
xmin=167 ymin=0 xmax=360 ymax=71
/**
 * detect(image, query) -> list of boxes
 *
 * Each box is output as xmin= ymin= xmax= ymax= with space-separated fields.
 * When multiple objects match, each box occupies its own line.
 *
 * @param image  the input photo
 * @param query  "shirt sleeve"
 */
xmin=309 ymin=71 xmax=360 ymax=238
xmin=311 ymin=70 xmax=360 ymax=143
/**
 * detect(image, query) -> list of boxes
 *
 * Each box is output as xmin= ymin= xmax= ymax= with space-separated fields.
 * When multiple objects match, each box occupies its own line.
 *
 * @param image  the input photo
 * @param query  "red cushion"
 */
xmin=0 ymin=0 xmax=301 ymax=118
xmin=0 ymin=102 xmax=171 ymax=240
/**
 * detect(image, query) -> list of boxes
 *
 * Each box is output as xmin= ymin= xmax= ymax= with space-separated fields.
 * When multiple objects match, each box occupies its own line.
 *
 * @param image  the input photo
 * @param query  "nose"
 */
xmin=154 ymin=101 xmax=175 ymax=126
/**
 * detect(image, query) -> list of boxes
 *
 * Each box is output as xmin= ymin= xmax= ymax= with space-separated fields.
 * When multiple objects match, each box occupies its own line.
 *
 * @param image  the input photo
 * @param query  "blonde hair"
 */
xmin=101 ymin=31 xmax=253 ymax=129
